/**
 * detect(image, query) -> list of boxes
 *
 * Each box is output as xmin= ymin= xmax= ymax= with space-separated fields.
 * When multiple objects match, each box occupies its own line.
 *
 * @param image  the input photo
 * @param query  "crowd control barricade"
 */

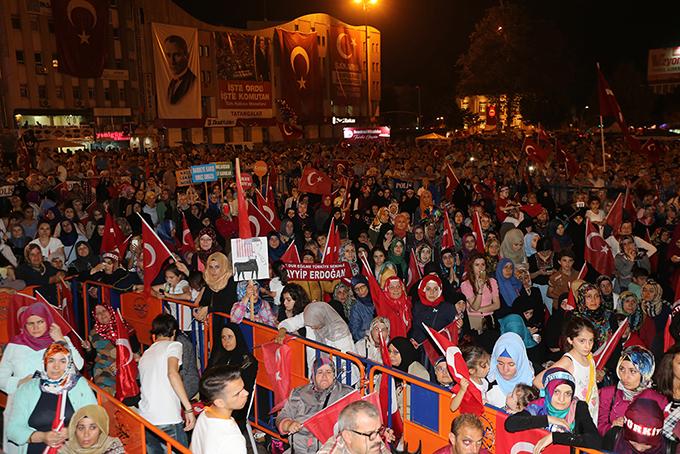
xmin=210 ymin=312 xmax=366 ymax=442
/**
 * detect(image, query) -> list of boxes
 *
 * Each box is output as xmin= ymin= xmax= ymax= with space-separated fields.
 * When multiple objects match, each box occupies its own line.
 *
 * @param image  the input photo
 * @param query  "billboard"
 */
xmin=215 ymin=32 xmax=273 ymax=121
xmin=151 ymin=23 xmax=202 ymax=119
xmin=330 ymin=26 xmax=363 ymax=105
xmin=648 ymin=47 xmax=680 ymax=82
xmin=343 ymin=126 xmax=390 ymax=140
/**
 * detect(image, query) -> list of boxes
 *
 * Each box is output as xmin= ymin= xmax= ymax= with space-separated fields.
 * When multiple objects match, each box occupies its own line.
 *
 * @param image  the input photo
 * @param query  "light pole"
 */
xmin=354 ymin=0 xmax=377 ymax=122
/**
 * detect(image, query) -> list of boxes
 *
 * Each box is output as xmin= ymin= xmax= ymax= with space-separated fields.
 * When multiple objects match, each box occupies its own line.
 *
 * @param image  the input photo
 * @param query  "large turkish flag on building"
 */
xmin=53 ymin=0 xmax=108 ymax=78
xmin=276 ymin=29 xmax=322 ymax=122
xmin=330 ymin=26 xmax=362 ymax=105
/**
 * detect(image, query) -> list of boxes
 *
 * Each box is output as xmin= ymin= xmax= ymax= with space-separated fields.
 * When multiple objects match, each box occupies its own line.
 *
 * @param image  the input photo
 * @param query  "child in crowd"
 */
xmin=152 ymin=265 xmax=193 ymax=333
xmin=505 ymin=383 xmax=539 ymax=414
xmin=450 ymin=345 xmax=491 ymax=414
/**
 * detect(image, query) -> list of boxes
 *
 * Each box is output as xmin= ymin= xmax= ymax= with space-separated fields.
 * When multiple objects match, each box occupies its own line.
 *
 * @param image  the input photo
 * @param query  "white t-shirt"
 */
xmin=29 ymin=237 xmax=64 ymax=258
xmin=138 ymin=340 xmax=183 ymax=425
xmin=190 ymin=410 xmax=246 ymax=454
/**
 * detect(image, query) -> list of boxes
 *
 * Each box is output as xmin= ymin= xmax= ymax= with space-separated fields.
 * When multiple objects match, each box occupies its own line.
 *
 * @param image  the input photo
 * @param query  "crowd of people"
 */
xmin=0 ymin=130 xmax=679 ymax=454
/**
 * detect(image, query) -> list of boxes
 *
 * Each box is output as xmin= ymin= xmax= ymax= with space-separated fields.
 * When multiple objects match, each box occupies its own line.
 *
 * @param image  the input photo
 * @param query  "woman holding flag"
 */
xmin=0 ymin=301 xmax=85 ymax=454
xmin=7 ymin=341 xmax=96 ymax=454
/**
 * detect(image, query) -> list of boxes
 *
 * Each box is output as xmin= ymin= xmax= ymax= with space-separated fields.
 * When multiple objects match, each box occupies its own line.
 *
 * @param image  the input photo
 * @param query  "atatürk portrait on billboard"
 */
xmin=164 ymin=35 xmax=196 ymax=104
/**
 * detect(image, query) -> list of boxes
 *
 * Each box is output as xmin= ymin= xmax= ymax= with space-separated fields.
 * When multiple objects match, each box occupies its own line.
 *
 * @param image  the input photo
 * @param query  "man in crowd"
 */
xmin=434 ymin=414 xmax=487 ymax=454
xmin=318 ymin=401 xmax=393 ymax=454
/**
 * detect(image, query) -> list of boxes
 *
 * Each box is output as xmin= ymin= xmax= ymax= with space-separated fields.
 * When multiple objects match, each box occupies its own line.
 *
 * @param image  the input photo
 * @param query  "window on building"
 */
xmin=73 ymin=86 xmax=82 ymax=99
xmin=16 ymin=50 xmax=24 ymax=64
xmin=244 ymin=126 xmax=252 ymax=142
xmin=27 ymin=0 xmax=40 ymax=12
xmin=204 ymin=46 xmax=209 ymax=57
xmin=198 ymin=46 xmax=203 ymax=57
xmin=20 ymin=84 xmax=29 ymax=98
xmin=322 ymin=36 xmax=325 ymax=46
xmin=110 ymin=0 xmax=118 ymax=6
xmin=38 ymin=85 xmax=47 ymax=98
xmin=206 ymin=71 xmax=211 ymax=83
xmin=34 ymin=53 xmax=43 ymax=65
xmin=317 ymin=36 xmax=320 ymax=45
xmin=104 ymin=88 xmax=110 ymax=101
xmin=30 ymin=19 xmax=39 ymax=31
xmin=11 ymin=16 xmax=21 ymax=29
xmin=56 ymin=86 xmax=64 ymax=98
xmin=115 ymin=59 xmax=123 ymax=69
xmin=88 ymin=87 xmax=95 ymax=99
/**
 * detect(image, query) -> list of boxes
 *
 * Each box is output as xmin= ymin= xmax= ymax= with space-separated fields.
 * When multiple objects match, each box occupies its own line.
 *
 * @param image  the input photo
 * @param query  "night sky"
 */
xmin=173 ymin=0 xmax=680 ymax=115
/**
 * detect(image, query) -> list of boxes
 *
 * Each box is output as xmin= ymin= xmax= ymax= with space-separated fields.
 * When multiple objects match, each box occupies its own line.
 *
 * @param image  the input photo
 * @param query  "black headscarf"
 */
xmin=389 ymin=336 xmax=418 ymax=374
xmin=207 ymin=321 xmax=252 ymax=368
xmin=69 ymin=241 xmax=99 ymax=274
xmin=88 ymin=219 xmax=105 ymax=255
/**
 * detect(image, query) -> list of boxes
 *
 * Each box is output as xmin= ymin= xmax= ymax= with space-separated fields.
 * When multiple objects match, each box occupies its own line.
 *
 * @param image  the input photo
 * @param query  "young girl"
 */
xmin=151 ymin=265 xmax=192 ymax=333
xmin=534 ymin=316 xmax=600 ymax=424
xmin=505 ymin=383 xmax=539 ymax=414
xmin=450 ymin=344 xmax=491 ymax=415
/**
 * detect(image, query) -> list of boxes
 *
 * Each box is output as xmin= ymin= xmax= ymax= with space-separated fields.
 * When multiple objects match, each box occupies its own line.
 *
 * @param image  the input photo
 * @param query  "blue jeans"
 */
xmin=146 ymin=422 xmax=188 ymax=454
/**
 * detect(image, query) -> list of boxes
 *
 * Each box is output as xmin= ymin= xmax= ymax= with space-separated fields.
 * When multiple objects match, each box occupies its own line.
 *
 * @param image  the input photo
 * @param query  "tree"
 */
xmin=457 ymin=4 xmax=573 ymax=126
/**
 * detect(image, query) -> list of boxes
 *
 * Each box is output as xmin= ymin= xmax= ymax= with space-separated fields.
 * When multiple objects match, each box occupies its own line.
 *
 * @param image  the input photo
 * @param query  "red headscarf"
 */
xmin=92 ymin=304 xmax=133 ymax=343
xmin=381 ymin=276 xmax=412 ymax=338
xmin=11 ymin=302 xmax=55 ymax=351
xmin=417 ymin=274 xmax=444 ymax=307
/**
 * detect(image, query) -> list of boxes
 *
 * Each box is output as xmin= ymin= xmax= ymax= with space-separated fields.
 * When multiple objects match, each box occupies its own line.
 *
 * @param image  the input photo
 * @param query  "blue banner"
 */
xmin=191 ymin=164 xmax=218 ymax=183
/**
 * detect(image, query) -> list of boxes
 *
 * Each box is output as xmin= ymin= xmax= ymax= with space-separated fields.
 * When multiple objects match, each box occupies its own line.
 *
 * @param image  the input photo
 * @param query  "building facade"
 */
xmin=0 ymin=0 xmax=381 ymax=146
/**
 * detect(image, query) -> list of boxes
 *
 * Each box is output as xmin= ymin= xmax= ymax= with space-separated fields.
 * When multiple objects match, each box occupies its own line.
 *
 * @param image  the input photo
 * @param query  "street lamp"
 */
xmin=353 ymin=0 xmax=377 ymax=122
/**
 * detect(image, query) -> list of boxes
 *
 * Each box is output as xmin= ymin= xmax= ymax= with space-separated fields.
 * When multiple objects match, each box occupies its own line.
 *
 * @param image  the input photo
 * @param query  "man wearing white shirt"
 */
xmin=190 ymin=365 xmax=249 ymax=454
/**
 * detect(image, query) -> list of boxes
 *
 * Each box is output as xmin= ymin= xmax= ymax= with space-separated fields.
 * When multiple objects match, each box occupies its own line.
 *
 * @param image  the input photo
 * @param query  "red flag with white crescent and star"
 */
xmin=277 ymin=29 xmax=322 ymax=122
xmin=140 ymin=214 xmax=173 ymax=291
xmin=247 ymin=202 xmax=276 ymax=237
xmin=441 ymin=211 xmax=455 ymax=250
xmin=584 ymin=218 xmax=615 ymax=276
xmin=605 ymin=193 xmax=624 ymax=233
xmin=445 ymin=164 xmax=460 ymax=199
xmin=523 ymin=138 xmax=551 ymax=165
xmin=115 ymin=309 xmax=139 ymax=400
xmin=235 ymin=158 xmax=253 ymax=239
xmin=298 ymin=166 xmax=332 ymax=195
xmin=53 ymin=0 xmax=108 ymax=78
xmin=321 ymin=218 xmax=340 ymax=264
xmin=472 ymin=211 xmax=486 ymax=253
xmin=101 ymin=211 xmax=129 ymax=256
xmin=406 ymin=253 xmax=422 ymax=292
xmin=277 ymin=122 xmax=303 ymax=141
xmin=180 ymin=213 xmax=195 ymax=255
xmin=280 ymin=240 xmax=301 ymax=264
xmin=261 ymin=341 xmax=292 ymax=413
xmin=256 ymin=188 xmax=281 ymax=230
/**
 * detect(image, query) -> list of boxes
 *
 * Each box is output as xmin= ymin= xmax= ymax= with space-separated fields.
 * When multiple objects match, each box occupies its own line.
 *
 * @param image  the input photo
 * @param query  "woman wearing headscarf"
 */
xmin=361 ymin=259 xmax=412 ymax=339
xmin=499 ymin=314 xmax=542 ymax=368
xmin=87 ymin=252 xmax=139 ymax=293
xmin=611 ymin=394 xmax=668 ymax=454
xmin=206 ymin=322 xmax=258 ymax=434
xmin=275 ymin=358 xmax=354 ymax=454
xmin=615 ymin=291 xmax=645 ymax=345
xmin=376 ymin=224 xmax=395 ymax=252
xmin=550 ymin=219 xmax=573 ymax=254
xmin=388 ymin=337 xmax=431 ymax=418
xmin=370 ymin=245 xmax=397 ymax=287
xmin=460 ymin=233 xmax=478 ymax=270
xmin=155 ymin=220 xmax=180 ymax=253
xmin=524 ymin=232 xmax=540 ymax=259
xmin=279 ymin=218 xmax=296 ymax=245
xmin=495 ymin=258 xmax=522 ymax=315
xmin=410 ymin=274 xmax=457 ymax=344
xmin=505 ymin=367 xmax=602 ymax=452
xmin=86 ymin=220 xmax=105 ymax=256
xmin=349 ymin=275 xmax=375 ymax=342
xmin=267 ymin=232 xmax=287 ymax=263
xmin=230 ymin=280 xmax=277 ymax=327
xmin=58 ymin=220 xmax=86 ymax=266
xmin=387 ymin=238 xmax=407 ymax=279
xmin=598 ymin=346 xmax=657 ymax=445
xmin=190 ymin=227 xmax=221 ymax=273
xmin=575 ymin=283 xmax=614 ymax=351
xmin=368 ymin=207 xmax=390 ymax=246
xmin=485 ymin=237 xmax=502 ymax=276
xmin=487 ymin=332 xmax=535 ymax=408
xmin=59 ymin=404 xmax=124 ymax=454
xmin=7 ymin=342 xmax=96 ymax=454
xmin=194 ymin=252 xmax=238 ymax=343
xmin=338 ymin=240 xmax=360 ymax=277
xmin=0 ymin=302 xmax=85 ymax=454
xmin=638 ymin=279 xmax=671 ymax=359
xmin=354 ymin=316 xmax=390 ymax=364
xmin=500 ymin=228 xmax=527 ymax=266
xmin=327 ymin=281 xmax=353 ymax=323
xmin=67 ymin=241 xmax=99 ymax=278
xmin=414 ymin=242 xmax=433 ymax=277
xmin=461 ymin=253 xmax=501 ymax=334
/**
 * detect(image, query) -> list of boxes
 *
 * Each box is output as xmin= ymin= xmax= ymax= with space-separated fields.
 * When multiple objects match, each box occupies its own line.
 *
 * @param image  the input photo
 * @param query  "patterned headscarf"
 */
xmin=92 ymin=304 xmax=133 ymax=343
xmin=576 ymin=283 xmax=611 ymax=348
xmin=617 ymin=346 xmax=655 ymax=397
xmin=617 ymin=291 xmax=643 ymax=332
xmin=526 ymin=367 xmax=577 ymax=432
xmin=641 ymin=280 xmax=666 ymax=318
xmin=39 ymin=341 xmax=80 ymax=394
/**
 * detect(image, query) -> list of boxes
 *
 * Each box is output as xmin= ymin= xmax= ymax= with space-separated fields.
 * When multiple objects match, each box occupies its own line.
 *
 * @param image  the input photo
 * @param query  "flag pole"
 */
xmin=596 ymin=63 xmax=607 ymax=172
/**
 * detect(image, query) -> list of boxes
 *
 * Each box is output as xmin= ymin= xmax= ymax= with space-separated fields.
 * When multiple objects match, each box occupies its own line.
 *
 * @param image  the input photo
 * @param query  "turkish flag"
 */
xmin=423 ymin=324 xmax=483 ymax=412
xmin=277 ymin=29 xmax=322 ymax=122
xmin=140 ymin=215 xmax=173 ymax=291
xmin=406 ymin=253 xmax=422 ymax=292
xmin=261 ymin=342 xmax=292 ymax=413
xmin=523 ymin=138 xmax=551 ymax=165
xmin=584 ymin=218 xmax=615 ymax=276
xmin=247 ymin=202 xmax=276 ymax=237
xmin=623 ymin=188 xmax=637 ymax=222
xmin=256 ymin=188 xmax=280 ymax=230
xmin=298 ymin=167 xmax=332 ymax=195
xmin=555 ymin=144 xmax=579 ymax=179
xmin=597 ymin=65 xmax=626 ymax=124
xmin=497 ymin=410 xmax=569 ymax=454
xmin=605 ymin=193 xmax=624 ymax=232
xmin=472 ymin=211 xmax=486 ymax=253
xmin=565 ymin=283 xmax=577 ymax=311
xmin=592 ymin=318 xmax=628 ymax=370
xmin=577 ymin=263 xmax=588 ymax=281
xmin=421 ymin=319 xmax=459 ymax=368
xmin=322 ymin=218 xmax=340 ymax=264
xmin=101 ymin=212 xmax=129 ymax=256
xmin=280 ymin=240 xmax=300 ymax=264
xmin=56 ymin=281 xmax=76 ymax=332
xmin=114 ymin=309 xmax=140 ymax=400
xmin=441 ymin=211 xmax=455 ymax=250
xmin=303 ymin=390 xmax=362 ymax=444
xmin=52 ymin=0 xmax=108 ymax=78
xmin=180 ymin=213 xmax=195 ymax=255
xmin=445 ymin=164 xmax=460 ymax=199
xmin=45 ymin=391 xmax=67 ymax=454
xmin=235 ymin=158 xmax=253 ymax=239
xmin=278 ymin=122 xmax=303 ymax=141
xmin=641 ymin=139 xmax=662 ymax=163
xmin=486 ymin=104 xmax=497 ymax=126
